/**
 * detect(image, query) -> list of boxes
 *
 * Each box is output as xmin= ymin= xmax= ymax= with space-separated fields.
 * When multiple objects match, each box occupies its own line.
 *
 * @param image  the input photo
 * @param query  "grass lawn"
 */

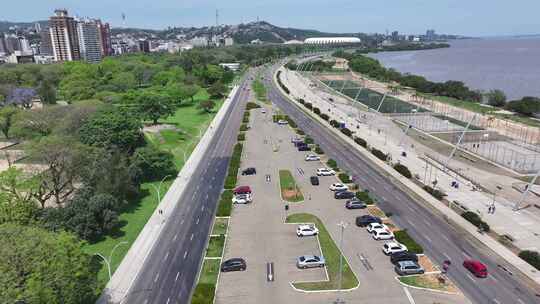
xmin=206 ymin=235 xmax=226 ymax=258
xmin=211 ymin=217 xmax=229 ymax=236
xmin=252 ymin=78 xmax=268 ymax=103
xmin=84 ymin=88 xmax=225 ymax=288
xmin=286 ymin=213 xmax=359 ymax=291
xmin=399 ymin=274 xmax=458 ymax=293
xmin=198 ymin=258 xmax=221 ymax=285
xmin=279 ymin=169 xmax=304 ymax=202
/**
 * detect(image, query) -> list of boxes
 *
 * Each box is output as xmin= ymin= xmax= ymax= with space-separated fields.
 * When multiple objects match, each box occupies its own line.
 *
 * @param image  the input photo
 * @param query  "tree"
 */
xmin=11 ymin=106 xmax=71 ymax=139
xmin=132 ymin=146 xmax=177 ymax=181
xmin=486 ymin=89 xmax=506 ymax=107
xmin=208 ymin=81 xmax=227 ymax=98
xmin=198 ymin=100 xmax=215 ymax=113
xmin=506 ymin=97 xmax=540 ymax=116
xmin=135 ymin=91 xmax=176 ymax=125
xmin=37 ymin=80 xmax=57 ymax=104
xmin=0 ymin=168 xmax=38 ymax=225
xmin=0 ymin=106 xmax=19 ymax=139
xmin=108 ymin=71 xmax=137 ymax=92
xmin=0 ymin=223 xmax=99 ymax=303
xmin=184 ymin=85 xmax=200 ymax=103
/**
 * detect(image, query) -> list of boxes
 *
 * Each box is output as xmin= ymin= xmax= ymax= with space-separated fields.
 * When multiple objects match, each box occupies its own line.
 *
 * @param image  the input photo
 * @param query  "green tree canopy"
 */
xmin=135 ymin=91 xmax=176 ymax=125
xmin=0 ymin=106 xmax=20 ymax=139
xmin=506 ymin=97 xmax=540 ymax=116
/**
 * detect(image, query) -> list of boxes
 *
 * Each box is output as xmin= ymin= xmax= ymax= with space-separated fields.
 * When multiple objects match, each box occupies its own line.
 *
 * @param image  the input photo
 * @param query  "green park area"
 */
xmin=279 ymin=169 xmax=304 ymax=202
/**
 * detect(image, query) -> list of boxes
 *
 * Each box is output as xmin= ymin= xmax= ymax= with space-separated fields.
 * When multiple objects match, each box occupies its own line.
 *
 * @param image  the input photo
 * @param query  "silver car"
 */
xmin=296 ymin=255 xmax=326 ymax=269
xmin=395 ymin=260 xmax=424 ymax=275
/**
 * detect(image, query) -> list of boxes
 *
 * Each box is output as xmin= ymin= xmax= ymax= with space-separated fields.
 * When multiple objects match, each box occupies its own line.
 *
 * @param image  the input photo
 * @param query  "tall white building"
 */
xmin=77 ymin=19 xmax=103 ymax=63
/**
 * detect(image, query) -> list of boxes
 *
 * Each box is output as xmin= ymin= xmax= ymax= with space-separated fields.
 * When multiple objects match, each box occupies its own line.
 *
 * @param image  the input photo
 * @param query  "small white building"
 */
xmin=219 ymin=63 xmax=240 ymax=71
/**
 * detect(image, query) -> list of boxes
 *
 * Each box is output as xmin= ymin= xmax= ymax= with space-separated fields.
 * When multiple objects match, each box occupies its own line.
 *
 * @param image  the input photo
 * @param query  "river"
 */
xmin=368 ymin=37 xmax=540 ymax=100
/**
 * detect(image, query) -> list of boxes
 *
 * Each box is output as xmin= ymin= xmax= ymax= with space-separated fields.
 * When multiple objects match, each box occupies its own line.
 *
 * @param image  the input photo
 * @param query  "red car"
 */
xmin=463 ymin=260 xmax=488 ymax=278
xmin=233 ymin=186 xmax=252 ymax=195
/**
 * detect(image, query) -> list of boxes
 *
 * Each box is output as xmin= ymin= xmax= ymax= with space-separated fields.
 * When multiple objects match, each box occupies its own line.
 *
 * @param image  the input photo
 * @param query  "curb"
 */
xmin=394 ymin=275 xmax=460 ymax=295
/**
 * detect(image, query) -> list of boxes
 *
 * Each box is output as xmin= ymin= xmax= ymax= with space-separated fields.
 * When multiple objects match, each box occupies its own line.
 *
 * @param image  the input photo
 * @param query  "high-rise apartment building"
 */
xmin=0 ymin=33 xmax=8 ymax=55
xmin=39 ymin=26 xmax=53 ymax=55
xmin=49 ymin=9 xmax=80 ymax=61
xmin=96 ymin=20 xmax=112 ymax=56
xmin=77 ymin=19 xmax=102 ymax=63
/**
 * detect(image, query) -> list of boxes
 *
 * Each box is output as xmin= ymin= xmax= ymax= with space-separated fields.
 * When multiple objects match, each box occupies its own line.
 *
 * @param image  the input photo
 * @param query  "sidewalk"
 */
xmin=278 ymin=67 xmax=540 ymax=285
xmin=98 ymin=85 xmax=240 ymax=304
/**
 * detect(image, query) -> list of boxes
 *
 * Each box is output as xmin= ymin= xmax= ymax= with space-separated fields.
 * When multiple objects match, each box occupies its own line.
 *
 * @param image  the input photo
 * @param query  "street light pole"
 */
xmin=94 ymin=241 xmax=128 ymax=281
xmin=335 ymin=221 xmax=348 ymax=304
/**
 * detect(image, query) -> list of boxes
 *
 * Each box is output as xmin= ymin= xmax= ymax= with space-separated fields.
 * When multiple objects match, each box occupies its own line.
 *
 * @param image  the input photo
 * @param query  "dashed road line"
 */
xmin=424 ymin=235 xmax=433 ymax=243
xmin=466 ymin=274 xmax=475 ymax=282
xmin=173 ymin=233 xmax=178 ymax=241
xmin=183 ymin=251 xmax=188 ymax=259
xmin=492 ymin=299 xmax=500 ymax=304
xmin=154 ymin=273 xmax=160 ymax=283
xmin=163 ymin=251 xmax=169 ymax=261
xmin=166 ymin=297 xmax=170 ymax=304
xmin=190 ymin=233 xmax=194 ymax=241
xmin=201 ymin=205 xmax=205 ymax=211
xmin=175 ymin=272 xmax=180 ymax=281
xmin=196 ymin=217 xmax=200 ymax=225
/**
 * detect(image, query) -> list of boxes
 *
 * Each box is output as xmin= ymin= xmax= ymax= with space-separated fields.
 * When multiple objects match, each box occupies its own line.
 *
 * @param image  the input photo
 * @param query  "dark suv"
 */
xmin=242 ymin=167 xmax=256 ymax=175
xmin=310 ymin=176 xmax=319 ymax=186
xmin=298 ymin=145 xmax=311 ymax=151
xmin=334 ymin=191 xmax=355 ymax=199
xmin=355 ymin=215 xmax=382 ymax=227
xmin=221 ymin=258 xmax=247 ymax=272
xmin=390 ymin=251 xmax=418 ymax=265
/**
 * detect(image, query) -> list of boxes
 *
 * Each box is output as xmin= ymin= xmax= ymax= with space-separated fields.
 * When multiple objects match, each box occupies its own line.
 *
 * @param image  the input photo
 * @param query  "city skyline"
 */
xmin=2 ymin=0 xmax=540 ymax=36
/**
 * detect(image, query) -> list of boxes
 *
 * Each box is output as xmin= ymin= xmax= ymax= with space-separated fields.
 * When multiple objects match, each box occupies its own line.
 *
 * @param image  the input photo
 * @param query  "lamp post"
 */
xmin=150 ymin=174 xmax=172 ymax=204
xmin=335 ymin=221 xmax=348 ymax=304
xmin=94 ymin=241 xmax=128 ymax=280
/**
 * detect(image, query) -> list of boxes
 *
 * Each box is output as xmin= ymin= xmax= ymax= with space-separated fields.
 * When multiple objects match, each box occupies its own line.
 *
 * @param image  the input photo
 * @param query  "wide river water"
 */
xmin=368 ymin=37 xmax=540 ymax=100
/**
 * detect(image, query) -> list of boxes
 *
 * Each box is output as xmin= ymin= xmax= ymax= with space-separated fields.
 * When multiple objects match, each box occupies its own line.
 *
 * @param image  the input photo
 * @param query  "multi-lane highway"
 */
xmin=122 ymin=71 xmax=253 ymax=304
xmin=263 ymin=64 xmax=540 ymax=304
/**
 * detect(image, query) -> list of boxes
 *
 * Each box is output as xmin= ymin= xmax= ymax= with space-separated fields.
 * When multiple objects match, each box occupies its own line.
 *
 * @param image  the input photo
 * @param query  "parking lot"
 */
xmin=214 ymin=102 xmax=471 ymax=304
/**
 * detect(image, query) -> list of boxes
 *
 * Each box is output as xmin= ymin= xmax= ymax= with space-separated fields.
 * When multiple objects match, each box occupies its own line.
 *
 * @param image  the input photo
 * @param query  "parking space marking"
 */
xmin=201 ymin=205 xmax=205 ymax=212
xmin=190 ymin=233 xmax=194 ymax=241
xmin=180 ymin=219 xmax=185 ymax=225
xmin=175 ymin=271 xmax=180 ymax=281
xmin=466 ymin=274 xmax=476 ymax=282
xmin=443 ymin=252 xmax=451 ymax=260
xmin=196 ymin=218 xmax=200 ymax=225
xmin=266 ymin=262 xmax=275 ymax=282
xmin=358 ymin=253 xmax=374 ymax=271
xmin=492 ymin=299 xmax=500 ymax=304
xmin=424 ymin=235 xmax=433 ymax=243
xmin=517 ymin=298 xmax=525 ymax=304
xmin=183 ymin=251 xmax=188 ymax=259
xmin=163 ymin=251 xmax=169 ymax=262
xmin=403 ymin=287 xmax=416 ymax=304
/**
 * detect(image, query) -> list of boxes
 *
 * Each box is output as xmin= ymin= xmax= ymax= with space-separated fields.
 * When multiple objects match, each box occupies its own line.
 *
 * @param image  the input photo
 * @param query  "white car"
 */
xmin=232 ymin=194 xmax=252 ymax=204
xmin=383 ymin=242 xmax=408 ymax=255
xmin=372 ymin=229 xmax=394 ymax=240
xmin=316 ymin=168 xmax=336 ymax=176
xmin=305 ymin=154 xmax=320 ymax=161
xmin=278 ymin=120 xmax=288 ymax=125
xmin=329 ymin=183 xmax=348 ymax=192
xmin=261 ymin=109 xmax=266 ymax=114
xmin=296 ymin=224 xmax=319 ymax=237
xmin=366 ymin=223 xmax=389 ymax=234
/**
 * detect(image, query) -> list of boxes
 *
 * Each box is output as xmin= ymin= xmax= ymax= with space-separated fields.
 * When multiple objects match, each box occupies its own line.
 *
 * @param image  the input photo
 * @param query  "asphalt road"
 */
xmin=123 ymin=71 xmax=253 ymax=304
xmin=263 ymin=64 xmax=540 ymax=304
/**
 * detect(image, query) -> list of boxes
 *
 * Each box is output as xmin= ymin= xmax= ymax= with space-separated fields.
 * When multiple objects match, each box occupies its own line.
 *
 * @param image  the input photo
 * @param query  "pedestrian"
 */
xmin=492 ymin=204 xmax=496 ymax=214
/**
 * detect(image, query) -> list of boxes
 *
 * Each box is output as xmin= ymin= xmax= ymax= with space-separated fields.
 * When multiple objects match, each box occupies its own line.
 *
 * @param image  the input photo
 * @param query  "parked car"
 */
xmin=463 ymin=260 xmax=488 ymax=278
xmin=278 ymin=120 xmax=288 ymax=125
xmin=395 ymin=260 xmax=424 ymax=276
xmin=233 ymin=186 xmax=252 ymax=195
xmin=296 ymin=255 xmax=325 ymax=269
xmin=292 ymin=138 xmax=303 ymax=145
xmin=316 ymin=168 xmax=335 ymax=176
xmin=241 ymin=167 xmax=257 ymax=175
xmin=221 ymin=258 xmax=247 ymax=272
xmin=310 ymin=176 xmax=320 ymax=186
xmin=345 ymin=199 xmax=367 ymax=209
xmin=390 ymin=251 xmax=419 ymax=265
xmin=372 ymin=229 xmax=394 ymax=240
xmin=355 ymin=215 xmax=382 ymax=227
xmin=334 ymin=191 xmax=355 ymax=199
xmin=383 ymin=242 xmax=408 ymax=255
xmin=232 ymin=194 xmax=252 ymax=204
xmin=261 ymin=109 xmax=266 ymax=114
xmin=366 ymin=223 xmax=389 ymax=234
xmin=305 ymin=154 xmax=320 ymax=161
xmin=296 ymin=224 xmax=319 ymax=237
xmin=330 ymin=183 xmax=348 ymax=191
xmin=298 ymin=145 xmax=311 ymax=151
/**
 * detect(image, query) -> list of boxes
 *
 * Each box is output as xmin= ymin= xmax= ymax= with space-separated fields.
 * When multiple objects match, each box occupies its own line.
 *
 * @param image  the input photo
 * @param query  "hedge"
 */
xmin=277 ymin=71 xmax=290 ymax=94
xmin=330 ymin=119 xmax=339 ymax=128
xmin=216 ymin=190 xmax=233 ymax=216
xmin=191 ymin=283 xmax=215 ymax=304
xmin=423 ymin=185 xmax=446 ymax=200
xmin=239 ymin=124 xmax=248 ymax=131
xmin=338 ymin=173 xmax=351 ymax=183
xmin=394 ymin=230 xmax=424 ymax=254
xmin=237 ymin=133 xmax=246 ymax=141
xmin=313 ymin=107 xmax=321 ymax=115
xmin=305 ymin=103 xmax=313 ymax=110
xmin=371 ymin=148 xmax=388 ymax=161
xmin=393 ymin=163 xmax=412 ymax=179
xmin=461 ymin=211 xmax=490 ymax=232
xmin=304 ymin=136 xmax=314 ymax=144
xmin=242 ymin=116 xmax=249 ymax=123
xmin=327 ymin=158 xmax=338 ymax=170
xmin=355 ymin=190 xmax=374 ymax=204
xmin=297 ymin=98 xmax=305 ymax=104
xmin=296 ymin=129 xmax=305 ymax=135
xmin=341 ymin=128 xmax=352 ymax=137
xmin=315 ymin=145 xmax=324 ymax=155
xmin=246 ymin=102 xmax=261 ymax=110
xmin=320 ymin=113 xmax=329 ymax=121
xmin=285 ymin=116 xmax=298 ymax=128
xmin=354 ymin=137 xmax=367 ymax=148
xmin=519 ymin=250 xmax=540 ymax=270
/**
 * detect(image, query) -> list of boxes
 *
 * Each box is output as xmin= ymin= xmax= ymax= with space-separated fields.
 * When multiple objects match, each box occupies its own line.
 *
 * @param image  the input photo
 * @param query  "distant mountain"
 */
xmin=0 ymin=20 xmax=47 ymax=32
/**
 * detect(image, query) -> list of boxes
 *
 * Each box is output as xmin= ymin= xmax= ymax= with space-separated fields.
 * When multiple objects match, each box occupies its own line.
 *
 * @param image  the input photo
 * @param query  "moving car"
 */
xmin=305 ymin=154 xmax=320 ymax=161
xmin=233 ymin=186 xmax=252 ymax=195
xmin=463 ymin=260 xmax=488 ymax=278
xmin=241 ymin=167 xmax=257 ymax=175
xmin=329 ymin=183 xmax=348 ymax=191
xmin=278 ymin=120 xmax=288 ymax=125
xmin=395 ymin=260 xmax=424 ymax=276
xmin=316 ymin=168 xmax=336 ymax=176
xmin=390 ymin=251 xmax=418 ymax=265
xmin=366 ymin=223 xmax=389 ymax=234
xmin=372 ymin=229 xmax=394 ymax=240
xmin=296 ymin=224 xmax=319 ymax=237
xmin=383 ymin=242 xmax=408 ymax=255
xmin=334 ymin=191 xmax=355 ymax=199
xmin=310 ymin=176 xmax=320 ymax=186
xmin=355 ymin=215 xmax=382 ymax=227
xmin=221 ymin=258 xmax=247 ymax=272
xmin=296 ymin=255 xmax=325 ymax=269
xmin=232 ymin=194 xmax=252 ymax=204
xmin=345 ymin=198 xmax=367 ymax=209
xmin=298 ymin=145 xmax=311 ymax=151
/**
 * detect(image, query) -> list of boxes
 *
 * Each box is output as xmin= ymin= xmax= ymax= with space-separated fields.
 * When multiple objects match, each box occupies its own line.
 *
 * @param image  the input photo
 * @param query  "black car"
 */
xmin=310 ymin=176 xmax=319 ymax=186
xmin=334 ymin=191 xmax=355 ymax=199
xmin=390 ymin=251 xmax=418 ymax=265
xmin=221 ymin=258 xmax=247 ymax=272
xmin=345 ymin=198 xmax=367 ymax=209
xmin=298 ymin=145 xmax=311 ymax=151
xmin=355 ymin=215 xmax=382 ymax=227
xmin=241 ymin=167 xmax=256 ymax=175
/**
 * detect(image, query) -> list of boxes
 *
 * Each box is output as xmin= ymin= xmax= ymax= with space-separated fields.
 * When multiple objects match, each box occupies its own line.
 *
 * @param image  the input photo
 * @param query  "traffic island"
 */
xmin=212 ymin=217 xmax=229 ymax=236
xmin=279 ymin=169 xmax=304 ymax=202
xmin=286 ymin=213 xmax=359 ymax=291
xmin=398 ymin=273 xmax=459 ymax=294
xmin=206 ymin=235 xmax=226 ymax=258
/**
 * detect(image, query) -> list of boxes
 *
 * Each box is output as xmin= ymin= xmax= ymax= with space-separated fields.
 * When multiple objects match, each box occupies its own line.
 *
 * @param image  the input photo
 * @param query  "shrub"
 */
xmin=191 ymin=283 xmax=216 ymax=304
xmin=304 ymin=136 xmax=314 ymax=144
xmin=355 ymin=190 xmax=374 ymax=204
xmin=237 ymin=133 xmax=245 ymax=141
xmin=224 ymin=174 xmax=237 ymax=189
xmin=296 ymin=129 xmax=305 ymax=135
xmin=327 ymin=158 xmax=338 ymax=170
xmin=341 ymin=128 xmax=352 ymax=137
xmin=276 ymin=71 xmax=290 ymax=94
xmin=242 ymin=116 xmax=249 ymax=123
xmin=519 ymin=250 xmax=540 ymax=270
xmin=394 ymin=230 xmax=424 ymax=254
xmin=246 ymin=102 xmax=260 ymax=110
xmin=132 ymin=146 xmax=177 ymax=182
xmin=371 ymin=148 xmax=388 ymax=161
xmin=461 ymin=211 xmax=490 ymax=232
xmin=297 ymin=98 xmax=305 ymax=104
xmin=315 ymin=145 xmax=324 ymax=155
xmin=285 ymin=116 xmax=297 ymax=128
xmin=305 ymin=103 xmax=313 ymax=110
xmin=338 ymin=173 xmax=351 ymax=183
xmin=394 ymin=163 xmax=412 ymax=179
xmin=239 ymin=124 xmax=248 ymax=131
xmin=423 ymin=185 xmax=447 ymax=200
xmin=313 ymin=107 xmax=321 ymax=115
xmin=216 ymin=190 xmax=233 ymax=216
xmin=329 ymin=119 xmax=339 ymax=128
xmin=354 ymin=137 xmax=367 ymax=148
xmin=320 ymin=113 xmax=329 ymax=121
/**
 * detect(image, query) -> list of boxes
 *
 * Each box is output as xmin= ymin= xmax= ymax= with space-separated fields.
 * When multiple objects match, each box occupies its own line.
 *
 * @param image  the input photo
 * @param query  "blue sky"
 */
xmin=2 ymin=0 xmax=539 ymax=36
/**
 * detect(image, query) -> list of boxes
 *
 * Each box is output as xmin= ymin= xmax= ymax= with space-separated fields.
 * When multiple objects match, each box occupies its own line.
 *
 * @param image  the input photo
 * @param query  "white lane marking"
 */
xmin=212 ymin=176 xmax=215 ymax=181
xmin=196 ymin=218 xmax=200 ymax=225
xmin=216 ymin=168 xmax=219 ymax=173
xmin=441 ymin=235 xmax=450 ymax=242
xmin=166 ymin=298 xmax=170 ymax=304
xmin=443 ymin=252 xmax=451 ymax=260
xmin=209 ymin=184 xmax=213 ymax=189
xmin=205 ymin=194 xmax=209 ymax=199
xmin=191 ymin=193 xmax=196 ymax=200
xmin=143 ymin=299 xmax=149 ymax=304
xmin=201 ymin=205 xmax=205 ymax=212
xmin=197 ymin=184 xmax=200 ymax=191
xmin=462 ymin=252 xmax=472 ymax=259
xmin=492 ymin=299 xmax=500 ymax=304
xmin=184 ymin=251 xmax=188 ymax=259
xmin=403 ymin=287 xmax=416 ymax=304
xmin=163 ymin=251 xmax=169 ymax=261
xmin=154 ymin=273 xmax=160 ymax=283
xmin=180 ymin=219 xmax=185 ymax=225
xmin=173 ymin=233 xmax=178 ymax=241
xmin=190 ymin=233 xmax=194 ymax=241
xmin=422 ymin=218 xmax=430 ymax=227
xmin=466 ymin=274 xmax=475 ymax=282
xmin=424 ymin=235 xmax=432 ymax=243
xmin=175 ymin=271 xmax=180 ymax=281
xmin=517 ymin=298 xmax=525 ymax=304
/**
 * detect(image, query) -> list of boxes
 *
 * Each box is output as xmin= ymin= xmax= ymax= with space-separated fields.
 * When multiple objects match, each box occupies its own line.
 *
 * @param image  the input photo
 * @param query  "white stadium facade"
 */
xmin=304 ymin=37 xmax=361 ymax=45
